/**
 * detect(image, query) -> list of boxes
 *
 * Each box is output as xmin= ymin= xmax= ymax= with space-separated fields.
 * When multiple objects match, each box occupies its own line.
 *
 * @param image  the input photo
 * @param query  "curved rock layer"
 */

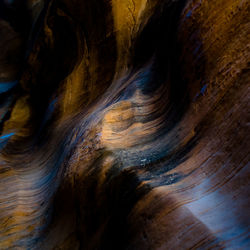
xmin=0 ymin=0 xmax=249 ymax=249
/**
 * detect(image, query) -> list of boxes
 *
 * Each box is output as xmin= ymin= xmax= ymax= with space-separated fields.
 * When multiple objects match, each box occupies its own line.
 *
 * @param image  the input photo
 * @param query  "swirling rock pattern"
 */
xmin=0 ymin=0 xmax=249 ymax=249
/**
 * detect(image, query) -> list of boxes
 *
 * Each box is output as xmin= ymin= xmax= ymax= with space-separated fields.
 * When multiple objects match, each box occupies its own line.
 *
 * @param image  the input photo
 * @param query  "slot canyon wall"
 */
xmin=0 ymin=0 xmax=249 ymax=249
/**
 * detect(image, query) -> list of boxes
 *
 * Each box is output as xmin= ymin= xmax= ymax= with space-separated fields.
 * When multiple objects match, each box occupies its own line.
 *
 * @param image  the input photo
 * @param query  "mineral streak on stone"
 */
xmin=0 ymin=0 xmax=249 ymax=249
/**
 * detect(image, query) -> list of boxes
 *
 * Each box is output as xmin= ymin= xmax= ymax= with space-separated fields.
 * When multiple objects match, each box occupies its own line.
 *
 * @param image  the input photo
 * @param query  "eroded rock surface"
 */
xmin=0 ymin=0 xmax=249 ymax=249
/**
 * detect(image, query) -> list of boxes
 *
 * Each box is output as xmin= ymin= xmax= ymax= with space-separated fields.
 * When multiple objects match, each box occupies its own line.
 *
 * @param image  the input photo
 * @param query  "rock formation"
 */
xmin=0 ymin=0 xmax=249 ymax=249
